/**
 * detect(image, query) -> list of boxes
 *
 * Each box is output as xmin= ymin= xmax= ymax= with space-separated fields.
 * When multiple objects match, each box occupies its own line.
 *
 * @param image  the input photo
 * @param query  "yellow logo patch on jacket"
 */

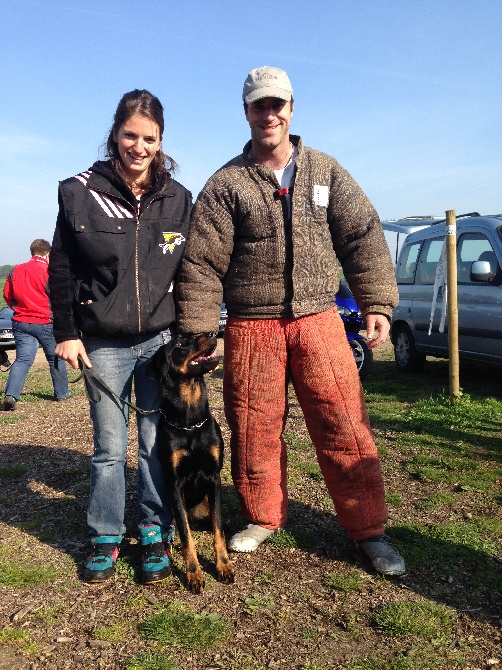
xmin=159 ymin=232 xmax=186 ymax=255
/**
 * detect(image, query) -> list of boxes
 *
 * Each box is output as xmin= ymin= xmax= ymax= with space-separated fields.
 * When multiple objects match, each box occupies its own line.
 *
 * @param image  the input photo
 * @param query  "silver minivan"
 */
xmin=390 ymin=214 xmax=502 ymax=371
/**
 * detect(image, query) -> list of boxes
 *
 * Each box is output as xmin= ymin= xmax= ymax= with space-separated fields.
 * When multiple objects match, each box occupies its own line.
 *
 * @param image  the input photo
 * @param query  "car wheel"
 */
xmin=349 ymin=338 xmax=373 ymax=381
xmin=394 ymin=325 xmax=426 ymax=373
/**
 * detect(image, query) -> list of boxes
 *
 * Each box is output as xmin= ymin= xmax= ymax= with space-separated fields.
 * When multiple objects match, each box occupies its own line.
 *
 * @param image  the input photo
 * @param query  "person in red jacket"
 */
xmin=1 ymin=239 xmax=69 ymax=410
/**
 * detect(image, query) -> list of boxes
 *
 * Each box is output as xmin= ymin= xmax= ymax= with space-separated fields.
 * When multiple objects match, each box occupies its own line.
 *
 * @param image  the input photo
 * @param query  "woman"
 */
xmin=49 ymin=90 xmax=192 ymax=584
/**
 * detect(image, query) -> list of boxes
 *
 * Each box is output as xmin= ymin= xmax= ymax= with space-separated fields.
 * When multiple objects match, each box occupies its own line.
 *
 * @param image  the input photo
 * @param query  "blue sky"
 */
xmin=1 ymin=0 xmax=500 ymax=265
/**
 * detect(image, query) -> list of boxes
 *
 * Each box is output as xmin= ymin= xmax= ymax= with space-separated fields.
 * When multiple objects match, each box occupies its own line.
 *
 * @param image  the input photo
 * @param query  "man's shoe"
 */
xmin=0 ymin=352 xmax=11 ymax=370
xmin=53 ymin=394 xmax=71 ymax=402
xmin=84 ymin=535 xmax=121 ymax=583
xmin=357 ymin=534 xmax=406 ymax=576
xmin=2 ymin=396 xmax=17 ymax=411
xmin=140 ymin=525 xmax=172 ymax=584
xmin=228 ymin=524 xmax=277 ymax=552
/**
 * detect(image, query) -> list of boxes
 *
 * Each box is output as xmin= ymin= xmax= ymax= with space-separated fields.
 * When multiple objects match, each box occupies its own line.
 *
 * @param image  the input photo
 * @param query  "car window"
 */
xmin=457 ymin=233 xmax=498 ymax=283
xmin=395 ymin=242 xmax=421 ymax=284
xmin=415 ymin=237 xmax=445 ymax=284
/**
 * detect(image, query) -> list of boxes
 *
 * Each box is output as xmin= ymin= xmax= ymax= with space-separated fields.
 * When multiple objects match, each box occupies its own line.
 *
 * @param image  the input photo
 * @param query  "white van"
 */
xmin=390 ymin=214 xmax=502 ymax=371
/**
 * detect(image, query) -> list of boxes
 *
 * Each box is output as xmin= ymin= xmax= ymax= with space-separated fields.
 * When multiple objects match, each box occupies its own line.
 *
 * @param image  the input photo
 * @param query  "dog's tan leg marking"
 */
xmin=179 ymin=508 xmax=204 ymax=594
xmin=211 ymin=508 xmax=234 ymax=585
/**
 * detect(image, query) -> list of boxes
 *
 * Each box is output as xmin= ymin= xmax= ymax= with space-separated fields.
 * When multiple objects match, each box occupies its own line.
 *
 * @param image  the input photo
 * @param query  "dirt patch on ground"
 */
xmin=0 ymin=343 xmax=500 ymax=669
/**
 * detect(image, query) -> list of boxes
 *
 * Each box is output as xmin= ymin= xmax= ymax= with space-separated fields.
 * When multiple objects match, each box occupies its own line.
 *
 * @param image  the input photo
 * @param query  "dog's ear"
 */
xmin=146 ymin=343 xmax=173 ymax=381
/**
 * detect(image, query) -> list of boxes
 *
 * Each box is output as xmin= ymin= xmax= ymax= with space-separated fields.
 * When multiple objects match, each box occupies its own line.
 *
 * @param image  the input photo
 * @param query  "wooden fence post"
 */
xmin=445 ymin=210 xmax=460 ymax=403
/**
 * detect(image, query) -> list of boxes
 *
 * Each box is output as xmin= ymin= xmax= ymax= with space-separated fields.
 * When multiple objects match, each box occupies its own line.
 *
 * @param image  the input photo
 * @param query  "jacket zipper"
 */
xmin=86 ymin=185 xmax=164 ymax=335
xmin=135 ymin=200 xmax=141 ymax=334
xmin=135 ymin=196 xmax=162 ymax=334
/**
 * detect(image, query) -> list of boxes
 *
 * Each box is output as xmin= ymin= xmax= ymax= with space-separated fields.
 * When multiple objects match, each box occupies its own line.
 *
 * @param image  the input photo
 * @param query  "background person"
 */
xmin=176 ymin=66 xmax=405 ymax=576
xmin=1 ymin=239 xmax=69 ymax=411
xmin=49 ymin=89 xmax=192 ymax=584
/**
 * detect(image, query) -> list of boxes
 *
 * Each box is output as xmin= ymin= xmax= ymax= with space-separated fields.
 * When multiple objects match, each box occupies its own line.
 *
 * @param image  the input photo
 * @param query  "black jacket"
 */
xmin=49 ymin=160 xmax=192 ymax=342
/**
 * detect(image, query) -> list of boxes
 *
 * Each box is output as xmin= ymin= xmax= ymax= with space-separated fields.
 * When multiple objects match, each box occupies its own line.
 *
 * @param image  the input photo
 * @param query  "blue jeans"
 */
xmin=83 ymin=330 xmax=174 ymax=537
xmin=6 ymin=321 xmax=69 ymax=400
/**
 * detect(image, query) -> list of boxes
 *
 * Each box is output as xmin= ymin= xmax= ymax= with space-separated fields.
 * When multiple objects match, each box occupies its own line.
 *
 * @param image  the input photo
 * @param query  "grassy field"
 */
xmin=0 ymin=342 xmax=500 ymax=669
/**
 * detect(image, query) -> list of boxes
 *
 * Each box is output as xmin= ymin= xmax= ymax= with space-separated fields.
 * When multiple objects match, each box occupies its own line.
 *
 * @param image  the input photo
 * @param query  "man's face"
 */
xmin=245 ymin=97 xmax=294 ymax=153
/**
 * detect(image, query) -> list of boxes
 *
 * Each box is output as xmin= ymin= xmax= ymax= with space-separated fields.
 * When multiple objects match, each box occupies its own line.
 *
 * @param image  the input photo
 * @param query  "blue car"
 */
xmin=335 ymin=283 xmax=373 ymax=381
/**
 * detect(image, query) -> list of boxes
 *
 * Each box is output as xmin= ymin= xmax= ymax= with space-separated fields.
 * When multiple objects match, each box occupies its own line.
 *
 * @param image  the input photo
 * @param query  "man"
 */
xmin=1 ymin=239 xmax=69 ymax=410
xmin=176 ymin=66 xmax=405 ymax=576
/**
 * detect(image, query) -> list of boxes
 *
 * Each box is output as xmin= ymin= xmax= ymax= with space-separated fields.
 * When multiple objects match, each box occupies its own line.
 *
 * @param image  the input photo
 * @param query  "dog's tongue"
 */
xmin=190 ymin=353 xmax=219 ymax=367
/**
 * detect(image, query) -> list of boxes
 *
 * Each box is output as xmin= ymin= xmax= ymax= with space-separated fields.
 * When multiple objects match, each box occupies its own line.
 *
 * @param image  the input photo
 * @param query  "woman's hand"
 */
xmin=55 ymin=339 xmax=92 ymax=370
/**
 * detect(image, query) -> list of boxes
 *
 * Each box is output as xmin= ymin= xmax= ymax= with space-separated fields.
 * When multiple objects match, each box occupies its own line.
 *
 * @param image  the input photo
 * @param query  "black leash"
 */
xmin=55 ymin=355 xmax=157 ymax=416
xmin=55 ymin=355 xmax=209 ymax=429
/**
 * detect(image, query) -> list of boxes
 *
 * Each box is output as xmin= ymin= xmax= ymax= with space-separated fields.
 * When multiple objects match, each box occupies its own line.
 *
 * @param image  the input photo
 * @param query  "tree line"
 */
xmin=0 ymin=266 xmax=13 ymax=279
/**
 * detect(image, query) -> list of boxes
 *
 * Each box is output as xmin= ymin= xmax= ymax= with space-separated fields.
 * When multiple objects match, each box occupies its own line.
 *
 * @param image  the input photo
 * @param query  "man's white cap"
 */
xmin=242 ymin=66 xmax=293 ymax=104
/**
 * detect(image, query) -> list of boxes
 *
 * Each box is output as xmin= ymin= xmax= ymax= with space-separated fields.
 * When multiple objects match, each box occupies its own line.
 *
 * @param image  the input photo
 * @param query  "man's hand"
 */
xmin=55 ymin=339 xmax=91 ymax=370
xmin=365 ymin=314 xmax=390 ymax=349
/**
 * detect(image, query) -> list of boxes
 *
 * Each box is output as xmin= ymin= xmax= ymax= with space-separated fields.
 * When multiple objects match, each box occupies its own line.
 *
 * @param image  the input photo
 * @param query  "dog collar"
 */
xmin=159 ymin=411 xmax=208 ymax=431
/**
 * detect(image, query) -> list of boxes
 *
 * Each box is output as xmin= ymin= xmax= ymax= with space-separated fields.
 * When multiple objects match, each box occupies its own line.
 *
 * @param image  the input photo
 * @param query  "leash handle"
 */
xmin=54 ymin=354 xmax=86 ymax=383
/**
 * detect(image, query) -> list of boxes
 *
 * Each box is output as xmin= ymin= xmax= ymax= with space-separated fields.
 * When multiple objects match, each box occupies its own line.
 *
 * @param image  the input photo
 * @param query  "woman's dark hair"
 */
xmin=106 ymin=89 xmax=177 ymax=189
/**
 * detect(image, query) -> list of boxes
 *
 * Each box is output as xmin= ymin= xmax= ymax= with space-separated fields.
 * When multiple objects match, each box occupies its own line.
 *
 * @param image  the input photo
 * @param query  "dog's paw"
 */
xmin=216 ymin=562 xmax=235 ymax=585
xmin=187 ymin=567 xmax=205 ymax=594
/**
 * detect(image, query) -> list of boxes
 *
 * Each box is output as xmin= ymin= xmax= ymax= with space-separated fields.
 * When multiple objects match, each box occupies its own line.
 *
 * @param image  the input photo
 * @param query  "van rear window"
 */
xmin=396 ymin=242 xmax=421 ymax=283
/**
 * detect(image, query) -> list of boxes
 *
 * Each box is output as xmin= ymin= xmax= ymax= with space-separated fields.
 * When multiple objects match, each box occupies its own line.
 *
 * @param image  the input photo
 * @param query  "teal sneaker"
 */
xmin=84 ymin=535 xmax=121 ymax=583
xmin=140 ymin=525 xmax=173 ymax=584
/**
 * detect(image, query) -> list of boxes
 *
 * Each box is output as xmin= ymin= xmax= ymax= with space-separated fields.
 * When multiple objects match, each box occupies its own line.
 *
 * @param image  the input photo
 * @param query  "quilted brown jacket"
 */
xmin=177 ymin=135 xmax=397 ymax=334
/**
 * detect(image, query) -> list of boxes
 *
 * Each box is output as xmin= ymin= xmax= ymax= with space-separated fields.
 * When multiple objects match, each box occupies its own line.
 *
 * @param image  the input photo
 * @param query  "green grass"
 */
xmin=324 ymin=570 xmax=364 ymax=593
xmin=346 ymin=648 xmax=464 ymax=670
xmin=371 ymin=600 xmax=456 ymax=639
xmin=139 ymin=603 xmax=230 ymax=650
xmin=416 ymin=492 xmax=456 ymax=510
xmin=124 ymin=650 xmax=176 ymax=670
xmin=0 ymin=628 xmax=40 ymax=655
xmin=283 ymin=432 xmax=313 ymax=452
xmin=0 ymin=554 xmax=59 ymax=588
xmin=242 ymin=593 xmax=276 ymax=614
xmin=254 ymin=570 xmax=274 ymax=584
xmin=267 ymin=527 xmax=316 ymax=550
xmin=385 ymin=492 xmax=403 ymax=506
xmin=32 ymin=604 xmax=67 ymax=626
xmin=93 ymin=620 xmax=134 ymax=644
xmin=0 ymin=463 xmax=29 ymax=478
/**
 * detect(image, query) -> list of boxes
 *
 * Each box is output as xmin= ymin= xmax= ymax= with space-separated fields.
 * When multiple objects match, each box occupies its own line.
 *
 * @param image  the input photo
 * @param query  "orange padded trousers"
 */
xmin=223 ymin=307 xmax=388 ymax=541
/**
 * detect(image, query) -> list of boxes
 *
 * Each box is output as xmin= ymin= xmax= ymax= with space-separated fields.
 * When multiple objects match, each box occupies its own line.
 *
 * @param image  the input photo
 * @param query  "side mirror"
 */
xmin=470 ymin=260 xmax=495 ymax=282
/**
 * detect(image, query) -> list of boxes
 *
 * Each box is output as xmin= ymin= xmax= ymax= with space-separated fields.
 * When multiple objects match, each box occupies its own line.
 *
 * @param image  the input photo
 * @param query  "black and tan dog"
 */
xmin=148 ymin=333 xmax=234 ymax=594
